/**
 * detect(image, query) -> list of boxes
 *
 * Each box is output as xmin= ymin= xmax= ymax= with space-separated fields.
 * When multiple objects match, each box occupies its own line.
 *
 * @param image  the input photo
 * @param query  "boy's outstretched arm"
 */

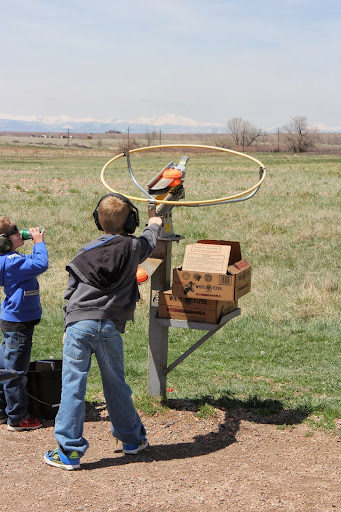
xmin=138 ymin=207 xmax=162 ymax=263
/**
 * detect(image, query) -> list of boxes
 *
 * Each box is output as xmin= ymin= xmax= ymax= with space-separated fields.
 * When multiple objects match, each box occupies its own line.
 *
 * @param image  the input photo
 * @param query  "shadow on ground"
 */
xmin=74 ymin=393 xmax=310 ymax=470
xmin=166 ymin=394 xmax=311 ymax=426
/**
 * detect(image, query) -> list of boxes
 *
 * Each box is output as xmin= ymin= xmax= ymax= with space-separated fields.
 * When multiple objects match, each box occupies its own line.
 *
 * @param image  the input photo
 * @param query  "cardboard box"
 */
xmin=157 ymin=290 xmax=238 ymax=323
xmin=172 ymin=240 xmax=251 ymax=301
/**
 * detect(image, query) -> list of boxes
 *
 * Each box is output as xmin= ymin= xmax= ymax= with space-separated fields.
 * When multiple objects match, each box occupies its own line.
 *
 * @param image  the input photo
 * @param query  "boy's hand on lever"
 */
xmin=148 ymin=204 xmax=162 ymax=227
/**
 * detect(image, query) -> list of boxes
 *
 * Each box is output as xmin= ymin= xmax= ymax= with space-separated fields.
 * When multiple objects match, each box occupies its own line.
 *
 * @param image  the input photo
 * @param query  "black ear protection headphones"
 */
xmin=93 ymin=193 xmax=140 ymax=234
xmin=0 ymin=234 xmax=13 ymax=254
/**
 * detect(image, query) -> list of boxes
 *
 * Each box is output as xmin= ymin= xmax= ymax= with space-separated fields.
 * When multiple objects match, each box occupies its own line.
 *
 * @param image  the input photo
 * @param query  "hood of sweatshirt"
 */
xmin=66 ymin=235 xmax=133 ymax=289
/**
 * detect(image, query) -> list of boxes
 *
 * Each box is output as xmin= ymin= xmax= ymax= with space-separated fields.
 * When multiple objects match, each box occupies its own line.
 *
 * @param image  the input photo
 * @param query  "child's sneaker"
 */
xmin=123 ymin=438 xmax=149 ymax=455
xmin=0 ymin=416 xmax=8 ymax=425
xmin=7 ymin=416 xmax=42 ymax=431
xmin=44 ymin=446 xmax=80 ymax=470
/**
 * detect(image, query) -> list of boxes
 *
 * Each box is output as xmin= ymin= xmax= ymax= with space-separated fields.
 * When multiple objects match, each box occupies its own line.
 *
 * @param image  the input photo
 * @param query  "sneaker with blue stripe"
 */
xmin=44 ymin=446 xmax=80 ymax=470
xmin=123 ymin=438 xmax=149 ymax=455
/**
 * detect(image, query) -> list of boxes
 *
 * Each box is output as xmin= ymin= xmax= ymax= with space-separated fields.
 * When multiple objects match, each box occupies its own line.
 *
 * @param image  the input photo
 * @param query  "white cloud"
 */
xmin=120 ymin=114 xmax=224 ymax=127
xmin=0 ymin=112 xmax=224 ymax=128
xmin=312 ymin=123 xmax=341 ymax=132
xmin=40 ymin=115 xmax=111 ymax=125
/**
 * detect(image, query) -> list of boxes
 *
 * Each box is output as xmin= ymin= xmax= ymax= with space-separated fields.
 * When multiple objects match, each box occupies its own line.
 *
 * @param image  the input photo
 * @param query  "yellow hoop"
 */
xmin=100 ymin=144 xmax=266 ymax=206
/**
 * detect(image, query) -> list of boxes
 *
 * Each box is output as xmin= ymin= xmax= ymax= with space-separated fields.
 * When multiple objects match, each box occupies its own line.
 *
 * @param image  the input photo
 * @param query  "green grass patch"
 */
xmin=0 ymin=148 xmax=340 ymax=431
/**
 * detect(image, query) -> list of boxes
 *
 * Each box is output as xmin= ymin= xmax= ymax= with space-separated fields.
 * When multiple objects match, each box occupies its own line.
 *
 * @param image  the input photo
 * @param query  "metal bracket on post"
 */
xmin=158 ymin=211 xmax=184 ymax=241
xmin=159 ymin=309 xmax=241 ymax=375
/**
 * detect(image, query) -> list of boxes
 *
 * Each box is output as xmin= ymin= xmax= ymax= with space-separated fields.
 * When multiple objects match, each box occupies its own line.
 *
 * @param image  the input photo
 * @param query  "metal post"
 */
xmin=147 ymin=240 xmax=172 ymax=396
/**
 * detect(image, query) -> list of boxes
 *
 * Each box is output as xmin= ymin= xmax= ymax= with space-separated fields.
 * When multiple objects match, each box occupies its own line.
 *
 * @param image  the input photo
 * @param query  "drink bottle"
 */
xmin=21 ymin=228 xmax=43 ymax=240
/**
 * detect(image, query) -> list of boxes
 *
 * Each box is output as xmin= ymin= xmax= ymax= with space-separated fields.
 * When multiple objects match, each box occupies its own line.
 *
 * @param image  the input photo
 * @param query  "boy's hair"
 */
xmin=97 ymin=196 xmax=131 ymax=233
xmin=0 ymin=216 xmax=12 ymax=235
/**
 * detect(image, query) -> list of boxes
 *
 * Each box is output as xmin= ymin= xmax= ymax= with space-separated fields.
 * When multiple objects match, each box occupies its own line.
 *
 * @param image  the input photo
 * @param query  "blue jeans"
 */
xmin=54 ymin=319 xmax=146 ymax=457
xmin=0 ymin=328 xmax=34 ymax=423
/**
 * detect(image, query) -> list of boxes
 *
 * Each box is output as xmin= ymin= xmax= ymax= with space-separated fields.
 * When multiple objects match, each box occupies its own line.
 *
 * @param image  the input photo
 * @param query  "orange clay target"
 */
xmin=136 ymin=267 xmax=148 ymax=284
xmin=169 ymin=178 xmax=182 ymax=187
xmin=163 ymin=169 xmax=183 ymax=179
xmin=100 ymin=144 xmax=266 ymax=206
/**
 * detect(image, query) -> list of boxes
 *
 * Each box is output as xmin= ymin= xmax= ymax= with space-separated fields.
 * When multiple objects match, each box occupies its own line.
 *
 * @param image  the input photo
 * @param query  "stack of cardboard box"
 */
xmin=158 ymin=240 xmax=252 ymax=324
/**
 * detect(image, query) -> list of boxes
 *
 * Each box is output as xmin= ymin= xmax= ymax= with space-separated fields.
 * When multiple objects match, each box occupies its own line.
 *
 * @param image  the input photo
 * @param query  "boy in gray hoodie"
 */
xmin=44 ymin=194 xmax=162 ymax=470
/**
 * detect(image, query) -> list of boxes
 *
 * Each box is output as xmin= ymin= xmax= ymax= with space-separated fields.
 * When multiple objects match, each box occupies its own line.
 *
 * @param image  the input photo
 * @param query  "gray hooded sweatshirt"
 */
xmin=63 ymin=224 xmax=160 ymax=331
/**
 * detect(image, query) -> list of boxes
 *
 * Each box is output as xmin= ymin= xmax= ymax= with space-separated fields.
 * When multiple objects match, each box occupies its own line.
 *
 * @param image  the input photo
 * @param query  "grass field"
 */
xmin=0 ymin=143 xmax=340 ymax=432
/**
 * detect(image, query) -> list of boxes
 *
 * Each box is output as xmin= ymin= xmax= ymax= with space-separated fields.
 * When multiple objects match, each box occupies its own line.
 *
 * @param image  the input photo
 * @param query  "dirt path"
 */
xmin=1 ymin=403 xmax=340 ymax=512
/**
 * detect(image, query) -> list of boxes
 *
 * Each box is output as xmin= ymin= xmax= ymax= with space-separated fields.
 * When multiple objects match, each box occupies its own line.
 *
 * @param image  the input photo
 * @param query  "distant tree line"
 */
xmin=217 ymin=115 xmax=319 ymax=153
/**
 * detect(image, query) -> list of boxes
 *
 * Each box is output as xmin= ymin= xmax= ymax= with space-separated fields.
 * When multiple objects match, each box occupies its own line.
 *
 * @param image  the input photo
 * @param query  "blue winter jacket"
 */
xmin=0 ymin=242 xmax=48 ymax=322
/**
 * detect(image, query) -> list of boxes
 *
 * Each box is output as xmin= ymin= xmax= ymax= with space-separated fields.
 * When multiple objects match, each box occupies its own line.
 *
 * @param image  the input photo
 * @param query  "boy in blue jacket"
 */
xmin=0 ymin=217 xmax=48 ymax=431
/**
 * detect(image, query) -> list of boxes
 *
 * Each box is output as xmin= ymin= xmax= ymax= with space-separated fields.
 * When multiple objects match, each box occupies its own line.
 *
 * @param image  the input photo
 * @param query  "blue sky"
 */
xmin=1 ymin=0 xmax=340 ymax=130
